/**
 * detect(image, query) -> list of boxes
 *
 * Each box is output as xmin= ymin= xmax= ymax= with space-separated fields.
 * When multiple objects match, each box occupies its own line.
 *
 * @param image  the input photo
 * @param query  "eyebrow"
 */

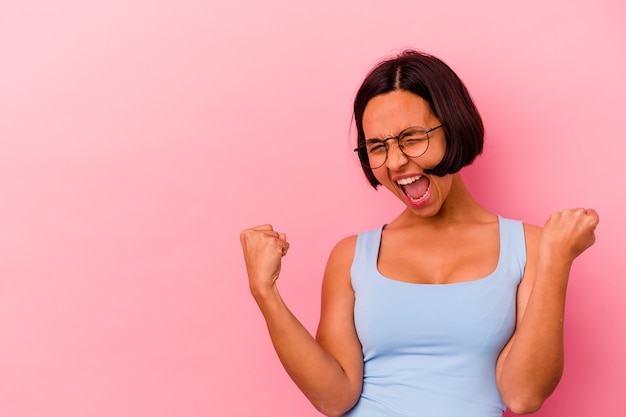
xmin=365 ymin=126 xmax=423 ymax=142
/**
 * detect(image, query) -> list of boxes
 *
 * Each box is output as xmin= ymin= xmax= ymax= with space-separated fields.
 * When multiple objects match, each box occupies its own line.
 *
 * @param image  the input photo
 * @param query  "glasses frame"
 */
xmin=354 ymin=124 xmax=443 ymax=169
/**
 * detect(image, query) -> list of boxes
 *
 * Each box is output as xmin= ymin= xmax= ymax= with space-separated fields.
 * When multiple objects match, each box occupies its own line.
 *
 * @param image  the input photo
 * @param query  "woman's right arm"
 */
xmin=240 ymin=225 xmax=363 ymax=417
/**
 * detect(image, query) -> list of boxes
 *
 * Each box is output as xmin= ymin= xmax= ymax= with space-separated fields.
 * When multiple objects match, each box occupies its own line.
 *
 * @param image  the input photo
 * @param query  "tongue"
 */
xmin=404 ymin=176 xmax=429 ymax=200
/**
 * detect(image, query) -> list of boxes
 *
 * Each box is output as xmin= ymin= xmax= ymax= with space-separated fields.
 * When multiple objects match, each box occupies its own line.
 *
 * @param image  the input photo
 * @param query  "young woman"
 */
xmin=240 ymin=50 xmax=599 ymax=417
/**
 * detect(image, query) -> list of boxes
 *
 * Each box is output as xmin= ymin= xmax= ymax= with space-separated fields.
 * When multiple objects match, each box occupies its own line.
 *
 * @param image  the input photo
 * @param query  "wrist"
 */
xmin=535 ymin=254 xmax=573 ymax=291
xmin=537 ymin=242 xmax=577 ymax=267
xmin=250 ymin=281 xmax=280 ymax=304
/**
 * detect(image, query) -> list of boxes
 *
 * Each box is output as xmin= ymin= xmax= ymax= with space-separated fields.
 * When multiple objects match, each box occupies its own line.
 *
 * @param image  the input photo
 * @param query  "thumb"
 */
xmin=278 ymin=234 xmax=289 ymax=256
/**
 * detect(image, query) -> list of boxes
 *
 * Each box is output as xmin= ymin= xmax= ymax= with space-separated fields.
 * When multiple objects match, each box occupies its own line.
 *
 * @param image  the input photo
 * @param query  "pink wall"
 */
xmin=1 ymin=0 xmax=624 ymax=416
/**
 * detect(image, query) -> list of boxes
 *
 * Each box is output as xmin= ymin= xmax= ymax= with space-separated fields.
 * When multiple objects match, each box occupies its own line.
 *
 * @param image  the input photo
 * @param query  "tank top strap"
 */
xmin=497 ymin=216 xmax=527 ymax=285
xmin=351 ymin=226 xmax=384 ymax=289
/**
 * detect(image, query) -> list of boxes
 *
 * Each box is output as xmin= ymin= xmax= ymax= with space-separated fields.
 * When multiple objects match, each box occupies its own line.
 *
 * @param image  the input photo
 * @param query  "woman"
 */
xmin=240 ymin=50 xmax=599 ymax=417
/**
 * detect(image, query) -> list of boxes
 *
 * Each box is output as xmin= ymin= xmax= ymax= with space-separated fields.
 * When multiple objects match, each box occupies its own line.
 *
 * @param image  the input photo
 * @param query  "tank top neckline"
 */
xmin=372 ymin=215 xmax=505 ymax=287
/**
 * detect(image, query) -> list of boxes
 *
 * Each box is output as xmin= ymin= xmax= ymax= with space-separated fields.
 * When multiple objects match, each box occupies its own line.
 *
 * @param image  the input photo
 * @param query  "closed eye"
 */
xmin=366 ymin=140 xmax=386 ymax=153
xmin=402 ymin=138 xmax=427 ymax=145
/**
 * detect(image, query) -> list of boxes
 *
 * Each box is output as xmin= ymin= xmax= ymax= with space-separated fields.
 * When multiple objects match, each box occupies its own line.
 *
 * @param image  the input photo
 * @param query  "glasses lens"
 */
xmin=357 ymin=126 xmax=433 ymax=169
xmin=356 ymin=145 xmax=378 ymax=169
xmin=367 ymin=141 xmax=389 ymax=169
xmin=399 ymin=127 xmax=429 ymax=157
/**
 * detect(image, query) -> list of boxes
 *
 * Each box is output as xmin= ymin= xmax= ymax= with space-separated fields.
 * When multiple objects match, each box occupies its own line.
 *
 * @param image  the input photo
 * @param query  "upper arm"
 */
xmin=496 ymin=223 xmax=542 ymax=379
xmin=315 ymin=235 xmax=364 ymax=398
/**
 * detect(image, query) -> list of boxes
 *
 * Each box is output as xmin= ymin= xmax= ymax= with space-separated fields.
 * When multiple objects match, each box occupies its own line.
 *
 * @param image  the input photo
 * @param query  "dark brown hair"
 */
xmin=354 ymin=49 xmax=484 ymax=188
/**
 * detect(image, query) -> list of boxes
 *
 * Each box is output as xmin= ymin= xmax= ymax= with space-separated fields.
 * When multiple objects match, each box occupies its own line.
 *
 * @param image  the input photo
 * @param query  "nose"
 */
xmin=384 ymin=140 xmax=409 ymax=169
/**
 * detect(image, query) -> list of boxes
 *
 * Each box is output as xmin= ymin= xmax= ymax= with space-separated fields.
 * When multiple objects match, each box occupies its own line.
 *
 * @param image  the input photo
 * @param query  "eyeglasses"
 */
xmin=354 ymin=125 xmax=443 ymax=169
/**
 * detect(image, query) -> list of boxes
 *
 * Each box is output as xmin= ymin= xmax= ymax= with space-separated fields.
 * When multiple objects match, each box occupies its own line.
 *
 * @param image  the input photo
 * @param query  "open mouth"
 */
xmin=397 ymin=175 xmax=430 ymax=204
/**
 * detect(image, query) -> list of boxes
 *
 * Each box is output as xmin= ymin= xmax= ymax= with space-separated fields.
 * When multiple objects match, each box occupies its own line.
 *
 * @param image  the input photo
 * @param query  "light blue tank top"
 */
xmin=344 ymin=216 xmax=526 ymax=417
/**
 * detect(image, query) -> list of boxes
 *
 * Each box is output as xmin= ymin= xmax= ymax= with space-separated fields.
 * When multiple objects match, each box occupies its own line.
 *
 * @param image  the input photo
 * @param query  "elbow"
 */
xmin=314 ymin=404 xmax=348 ymax=417
xmin=307 ymin=376 xmax=361 ymax=416
xmin=316 ymin=409 xmax=342 ymax=417
xmin=500 ymin=372 xmax=562 ymax=414
xmin=504 ymin=387 xmax=554 ymax=415
xmin=313 ymin=395 xmax=359 ymax=417
xmin=506 ymin=398 xmax=545 ymax=415
xmin=502 ymin=385 xmax=552 ymax=415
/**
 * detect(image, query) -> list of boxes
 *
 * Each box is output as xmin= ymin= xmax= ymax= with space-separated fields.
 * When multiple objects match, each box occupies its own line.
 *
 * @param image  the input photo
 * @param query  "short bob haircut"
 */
xmin=354 ymin=49 xmax=484 ymax=188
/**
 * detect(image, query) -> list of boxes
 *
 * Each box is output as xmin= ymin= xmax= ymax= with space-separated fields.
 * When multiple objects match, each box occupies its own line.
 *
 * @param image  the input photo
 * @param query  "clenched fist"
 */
xmin=540 ymin=208 xmax=599 ymax=263
xmin=240 ymin=224 xmax=290 ymax=298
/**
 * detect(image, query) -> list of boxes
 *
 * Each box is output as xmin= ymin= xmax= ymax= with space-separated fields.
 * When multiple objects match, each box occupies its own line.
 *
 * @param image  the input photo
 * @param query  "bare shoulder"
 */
xmin=328 ymin=235 xmax=358 ymax=263
xmin=322 ymin=234 xmax=358 ymax=280
xmin=523 ymin=222 xmax=542 ymax=251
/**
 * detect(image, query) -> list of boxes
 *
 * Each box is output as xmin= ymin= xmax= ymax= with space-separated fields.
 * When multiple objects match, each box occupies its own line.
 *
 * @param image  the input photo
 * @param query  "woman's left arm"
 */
xmin=496 ymin=208 xmax=599 ymax=415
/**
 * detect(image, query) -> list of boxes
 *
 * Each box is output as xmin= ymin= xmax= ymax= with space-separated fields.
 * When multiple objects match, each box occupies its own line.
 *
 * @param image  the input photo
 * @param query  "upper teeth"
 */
xmin=397 ymin=175 xmax=421 ymax=186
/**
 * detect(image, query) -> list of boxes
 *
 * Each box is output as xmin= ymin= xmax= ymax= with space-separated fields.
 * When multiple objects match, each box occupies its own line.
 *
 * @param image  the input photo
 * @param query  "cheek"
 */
xmin=425 ymin=141 xmax=447 ymax=168
xmin=372 ymin=168 xmax=389 ymax=186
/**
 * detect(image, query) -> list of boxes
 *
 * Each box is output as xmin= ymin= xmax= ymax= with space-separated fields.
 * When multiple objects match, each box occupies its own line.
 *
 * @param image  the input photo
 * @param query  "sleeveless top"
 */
xmin=344 ymin=216 xmax=526 ymax=417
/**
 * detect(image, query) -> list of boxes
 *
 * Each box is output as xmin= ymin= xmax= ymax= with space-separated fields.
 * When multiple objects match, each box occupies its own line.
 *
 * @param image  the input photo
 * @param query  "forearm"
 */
xmin=254 ymin=286 xmax=360 ymax=416
xmin=498 ymin=256 xmax=572 ymax=413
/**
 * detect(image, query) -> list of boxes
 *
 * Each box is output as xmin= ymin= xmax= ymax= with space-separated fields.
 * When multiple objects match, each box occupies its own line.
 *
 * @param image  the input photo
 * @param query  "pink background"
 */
xmin=1 ymin=0 xmax=624 ymax=416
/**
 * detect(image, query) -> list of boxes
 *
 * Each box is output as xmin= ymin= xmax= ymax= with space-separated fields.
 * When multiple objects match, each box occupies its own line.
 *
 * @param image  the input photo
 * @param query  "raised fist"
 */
xmin=240 ymin=224 xmax=290 ymax=296
xmin=540 ymin=208 xmax=599 ymax=263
